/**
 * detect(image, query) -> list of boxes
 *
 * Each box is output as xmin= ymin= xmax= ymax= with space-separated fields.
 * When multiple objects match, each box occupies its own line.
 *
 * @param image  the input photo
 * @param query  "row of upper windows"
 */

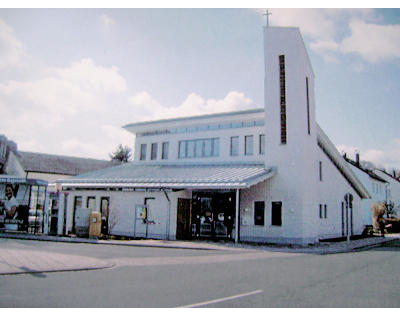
xmin=137 ymin=120 xmax=265 ymax=137
xmin=138 ymin=134 xmax=265 ymax=161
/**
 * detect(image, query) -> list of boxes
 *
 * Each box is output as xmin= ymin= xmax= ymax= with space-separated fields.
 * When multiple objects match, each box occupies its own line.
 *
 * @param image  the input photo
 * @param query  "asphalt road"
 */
xmin=1 ymin=239 xmax=399 ymax=307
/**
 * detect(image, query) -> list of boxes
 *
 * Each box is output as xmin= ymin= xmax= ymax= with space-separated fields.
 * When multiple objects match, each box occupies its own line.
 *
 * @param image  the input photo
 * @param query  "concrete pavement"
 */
xmin=0 ymin=232 xmax=398 ymax=275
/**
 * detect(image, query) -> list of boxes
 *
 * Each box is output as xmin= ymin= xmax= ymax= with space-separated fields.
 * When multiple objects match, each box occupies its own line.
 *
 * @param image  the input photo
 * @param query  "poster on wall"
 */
xmin=0 ymin=182 xmax=30 ymax=232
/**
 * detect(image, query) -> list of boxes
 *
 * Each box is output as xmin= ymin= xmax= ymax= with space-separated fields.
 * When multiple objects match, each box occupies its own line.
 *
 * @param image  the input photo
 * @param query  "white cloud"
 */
xmin=0 ymin=18 xmax=24 ymax=69
xmin=0 ymin=58 xmax=129 ymax=159
xmin=47 ymin=58 xmax=126 ymax=94
xmin=340 ymin=19 xmax=400 ymax=63
xmin=128 ymin=90 xmax=255 ymax=122
xmin=256 ymin=8 xmax=400 ymax=64
xmin=1 ymin=54 xmax=255 ymax=160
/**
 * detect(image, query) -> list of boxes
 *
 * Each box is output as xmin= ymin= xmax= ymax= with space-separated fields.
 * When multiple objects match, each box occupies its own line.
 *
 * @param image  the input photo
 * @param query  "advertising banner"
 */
xmin=0 ymin=183 xmax=30 ymax=231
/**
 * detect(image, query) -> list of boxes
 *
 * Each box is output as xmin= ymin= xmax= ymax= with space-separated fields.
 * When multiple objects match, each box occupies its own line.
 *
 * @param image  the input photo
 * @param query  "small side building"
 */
xmin=0 ymin=134 xmax=118 ymax=235
xmin=344 ymin=154 xmax=387 ymax=227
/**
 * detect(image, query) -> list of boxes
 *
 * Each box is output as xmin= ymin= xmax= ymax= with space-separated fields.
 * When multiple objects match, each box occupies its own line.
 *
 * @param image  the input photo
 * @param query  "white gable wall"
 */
xmin=317 ymin=148 xmax=363 ymax=239
xmin=347 ymin=164 xmax=385 ymax=226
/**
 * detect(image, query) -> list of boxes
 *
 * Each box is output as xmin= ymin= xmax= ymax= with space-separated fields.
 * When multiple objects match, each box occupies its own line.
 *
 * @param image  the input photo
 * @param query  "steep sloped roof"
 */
xmin=344 ymin=158 xmax=387 ymax=183
xmin=316 ymin=124 xmax=371 ymax=199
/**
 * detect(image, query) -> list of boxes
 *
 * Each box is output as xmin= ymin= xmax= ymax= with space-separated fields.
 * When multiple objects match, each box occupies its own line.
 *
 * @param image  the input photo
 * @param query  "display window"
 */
xmin=0 ymin=178 xmax=47 ymax=233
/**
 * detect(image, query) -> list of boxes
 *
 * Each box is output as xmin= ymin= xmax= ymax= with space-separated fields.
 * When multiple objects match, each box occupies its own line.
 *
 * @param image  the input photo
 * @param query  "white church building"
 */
xmin=58 ymin=26 xmax=370 ymax=245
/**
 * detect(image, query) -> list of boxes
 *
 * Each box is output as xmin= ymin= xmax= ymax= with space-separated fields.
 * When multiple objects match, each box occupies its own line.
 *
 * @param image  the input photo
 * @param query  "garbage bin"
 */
xmin=89 ymin=212 xmax=102 ymax=238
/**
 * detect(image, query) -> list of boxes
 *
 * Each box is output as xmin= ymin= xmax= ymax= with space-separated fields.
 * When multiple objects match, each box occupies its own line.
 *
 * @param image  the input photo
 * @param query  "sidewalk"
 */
xmin=0 ymin=232 xmax=398 ymax=275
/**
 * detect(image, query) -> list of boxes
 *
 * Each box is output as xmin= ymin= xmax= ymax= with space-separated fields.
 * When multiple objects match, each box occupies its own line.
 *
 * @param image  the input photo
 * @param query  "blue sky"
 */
xmin=0 ymin=6 xmax=400 ymax=171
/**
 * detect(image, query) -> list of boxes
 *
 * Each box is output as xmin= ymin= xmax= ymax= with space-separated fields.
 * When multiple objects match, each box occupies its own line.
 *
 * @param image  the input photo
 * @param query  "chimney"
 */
xmin=355 ymin=152 xmax=360 ymax=166
xmin=394 ymin=170 xmax=397 ymax=178
xmin=343 ymin=153 xmax=347 ymax=160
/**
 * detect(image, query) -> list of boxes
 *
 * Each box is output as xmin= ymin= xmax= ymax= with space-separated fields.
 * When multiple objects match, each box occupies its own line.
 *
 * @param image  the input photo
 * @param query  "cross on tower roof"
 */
xmin=263 ymin=9 xmax=272 ymax=27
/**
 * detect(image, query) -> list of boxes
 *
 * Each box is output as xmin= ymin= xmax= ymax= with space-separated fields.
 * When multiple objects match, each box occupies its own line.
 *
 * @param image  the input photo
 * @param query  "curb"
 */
xmin=1 ymin=233 xmax=398 ymax=255
xmin=0 ymin=233 xmax=230 ymax=252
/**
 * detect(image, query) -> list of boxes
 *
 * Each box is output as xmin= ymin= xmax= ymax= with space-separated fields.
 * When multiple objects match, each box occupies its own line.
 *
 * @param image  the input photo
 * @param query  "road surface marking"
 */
xmin=177 ymin=289 xmax=263 ymax=308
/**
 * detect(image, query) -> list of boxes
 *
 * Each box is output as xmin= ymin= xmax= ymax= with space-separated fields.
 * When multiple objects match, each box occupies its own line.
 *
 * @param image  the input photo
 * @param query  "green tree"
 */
xmin=109 ymin=144 xmax=132 ymax=163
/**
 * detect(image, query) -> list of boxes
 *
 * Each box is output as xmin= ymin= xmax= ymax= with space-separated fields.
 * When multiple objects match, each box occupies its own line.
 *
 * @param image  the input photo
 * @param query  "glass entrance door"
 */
xmin=192 ymin=191 xmax=234 ymax=240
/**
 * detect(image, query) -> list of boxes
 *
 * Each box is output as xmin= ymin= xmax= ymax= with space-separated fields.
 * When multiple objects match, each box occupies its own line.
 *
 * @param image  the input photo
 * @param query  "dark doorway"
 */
xmin=72 ymin=196 xmax=82 ymax=234
xmin=176 ymin=198 xmax=192 ymax=240
xmin=191 ymin=191 xmax=235 ymax=240
xmin=100 ymin=197 xmax=110 ymax=235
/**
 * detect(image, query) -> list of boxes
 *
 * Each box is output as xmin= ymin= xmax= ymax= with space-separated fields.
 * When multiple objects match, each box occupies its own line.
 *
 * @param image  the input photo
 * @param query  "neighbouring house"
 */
xmin=0 ymin=134 xmax=118 ymax=235
xmin=373 ymin=169 xmax=400 ymax=217
xmin=58 ymin=26 xmax=370 ymax=245
xmin=18 ymin=151 xmax=119 ymax=191
xmin=344 ymin=153 xmax=387 ymax=227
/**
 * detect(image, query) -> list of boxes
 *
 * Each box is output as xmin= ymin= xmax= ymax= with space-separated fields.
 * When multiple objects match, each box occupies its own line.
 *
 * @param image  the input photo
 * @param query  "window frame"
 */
xmin=230 ymin=136 xmax=239 ymax=156
xmin=161 ymin=142 xmax=169 ymax=160
xmin=244 ymin=135 xmax=254 ymax=156
xmin=140 ymin=144 xmax=147 ymax=161
xmin=254 ymin=201 xmax=265 ymax=226
xmin=151 ymin=143 xmax=158 ymax=160
xmin=259 ymin=134 xmax=265 ymax=155
xmin=271 ymin=201 xmax=282 ymax=226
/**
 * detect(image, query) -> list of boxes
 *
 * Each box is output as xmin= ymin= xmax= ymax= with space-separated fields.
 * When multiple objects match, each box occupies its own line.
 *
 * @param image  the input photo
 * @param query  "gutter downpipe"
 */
xmin=235 ymin=188 xmax=240 ymax=243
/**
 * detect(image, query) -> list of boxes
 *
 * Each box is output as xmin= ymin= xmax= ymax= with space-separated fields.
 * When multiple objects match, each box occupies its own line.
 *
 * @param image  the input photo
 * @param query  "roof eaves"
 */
xmin=317 ymin=124 xmax=371 ymax=199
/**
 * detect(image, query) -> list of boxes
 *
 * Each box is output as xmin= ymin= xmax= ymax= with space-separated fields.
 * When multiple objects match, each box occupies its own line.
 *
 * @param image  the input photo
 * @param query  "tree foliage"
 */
xmin=109 ymin=144 xmax=132 ymax=163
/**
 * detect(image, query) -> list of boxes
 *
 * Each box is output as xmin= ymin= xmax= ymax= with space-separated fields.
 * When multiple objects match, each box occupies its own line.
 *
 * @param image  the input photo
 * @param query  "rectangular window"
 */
xmin=230 ymin=136 xmax=239 ymax=156
xmin=279 ymin=55 xmax=287 ymax=145
xmin=254 ymin=201 xmax=265 ymax=226
xmin=319 ymin=161 xmax=323 ymax=181
xmin=245 ymin=135 xmax=254 ymax=156
xmin=271 ymin=201 xmax=282 ymax=226
xmin=320 ymin=204 xmax=327 ymax=219
xmin=213 ymin=138 xmax=219 ymax=157
xmin=162 ymin=142 xmax=169 ymax=160
xmin=341 ymin=202 xmax=345 ymax=236
xmin=187 ymin=140 xmax=195 ymax=158
xmin=259 ymin=134 xmax=265 ymax=155
xmin=306 ymin=77 xmax=311 ymax=135
xmin=151 ymin=143 xmax=158 ymax=160
xmin=100 ymin=197 xmax=109 ymax=218
xmin=178 ymin=141 xmax=186 ymax=158
xmin=204 ymin=139 xmax=212 ymax=157
xmin=179 ymin=138 xmax=219 ymax=159
xmin=140 ymin=144 xmax=147 ymax=161
xmin=87 ymin=196 xmax=96 ymax=212
xmin=195 ymin=139 xmax=203 ymax=157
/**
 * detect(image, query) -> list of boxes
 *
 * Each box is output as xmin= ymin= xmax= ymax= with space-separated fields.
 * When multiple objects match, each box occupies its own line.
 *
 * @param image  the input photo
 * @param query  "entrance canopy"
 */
xmin=59 ymin=162 xmax=276 ymax=190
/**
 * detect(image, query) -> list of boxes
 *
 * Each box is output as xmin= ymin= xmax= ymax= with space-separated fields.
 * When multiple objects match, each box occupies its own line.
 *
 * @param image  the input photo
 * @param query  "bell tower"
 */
xmin=264 ymin=26 xmax=319 ymax=244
